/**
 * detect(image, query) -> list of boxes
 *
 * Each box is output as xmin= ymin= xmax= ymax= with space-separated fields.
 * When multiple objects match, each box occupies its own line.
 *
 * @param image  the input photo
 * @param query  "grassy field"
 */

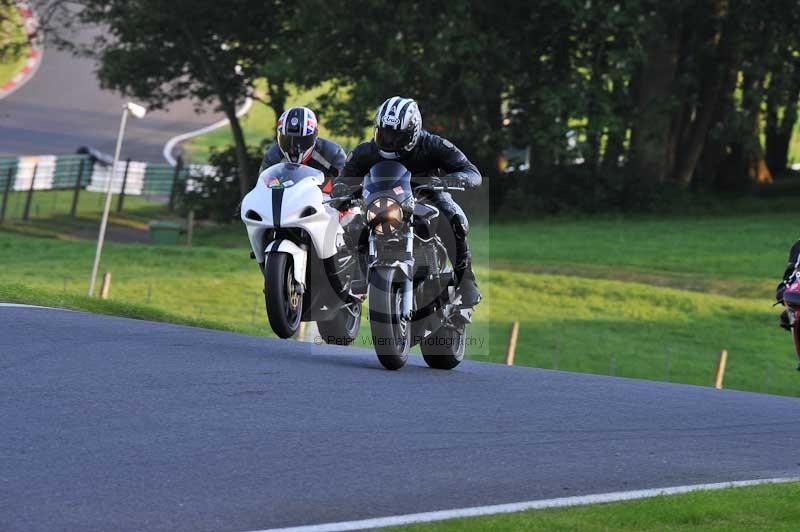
xmin=1 ymin=191 xmax=798 ymax=396
xmin=392 ymin=482 xmax=800 ymax=531
xmin=0 ymin=282 xmax=240 ymax=333
xmin=0 ymin=5 xmax=29 ymax=87
xmin=183 ymin=80 xmax=366 ymax=163
xmin=0 ymin=189 xmax=168 ymax=225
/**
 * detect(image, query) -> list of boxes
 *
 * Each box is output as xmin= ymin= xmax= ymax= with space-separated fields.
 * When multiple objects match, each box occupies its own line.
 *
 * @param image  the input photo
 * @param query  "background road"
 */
xmin=2 ymin=306 xmax=800 ymax=532
xmin=0 ymin=29 xmax=225 ymax=162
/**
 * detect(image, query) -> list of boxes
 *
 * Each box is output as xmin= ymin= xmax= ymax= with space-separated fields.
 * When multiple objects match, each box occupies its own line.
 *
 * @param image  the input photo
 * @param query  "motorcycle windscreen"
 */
xmin=363 ymin=160 xmax=413 ymax=200
xmin=259 ymin=163 xmax=324 ymax=189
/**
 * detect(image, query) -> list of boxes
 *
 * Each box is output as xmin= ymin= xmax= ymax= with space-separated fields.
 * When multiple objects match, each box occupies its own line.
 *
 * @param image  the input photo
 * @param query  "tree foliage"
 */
xmin=179 ymin=143 xmax=265 ymax=222
xmin=57 ymin=0 xmax=800 ymax=211
xmin=284 ymin=0 xmax=800 ymax=209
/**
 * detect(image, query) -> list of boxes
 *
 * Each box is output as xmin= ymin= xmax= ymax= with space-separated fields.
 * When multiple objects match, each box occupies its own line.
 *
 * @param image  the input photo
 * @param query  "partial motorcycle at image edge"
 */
xmin=241 ymin=161 xmax=472 ymax=371
xmin=781 ymin=281 xmax=800 ymax=371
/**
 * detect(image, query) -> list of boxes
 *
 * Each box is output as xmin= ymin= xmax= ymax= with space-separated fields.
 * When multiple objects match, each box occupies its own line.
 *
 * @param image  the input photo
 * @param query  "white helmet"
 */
xmin=374 ymin=97 xmax=422 ymax=159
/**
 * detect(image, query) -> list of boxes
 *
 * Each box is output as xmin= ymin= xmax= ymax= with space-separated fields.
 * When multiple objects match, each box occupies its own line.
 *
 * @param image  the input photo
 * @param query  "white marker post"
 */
xmin=88 ymin=102 xmax=147 ymax=296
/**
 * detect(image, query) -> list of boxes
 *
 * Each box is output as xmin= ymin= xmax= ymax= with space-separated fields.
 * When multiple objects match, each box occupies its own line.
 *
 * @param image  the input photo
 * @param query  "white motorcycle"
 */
xmin=241 ymin=163 xmax=363 ymax=344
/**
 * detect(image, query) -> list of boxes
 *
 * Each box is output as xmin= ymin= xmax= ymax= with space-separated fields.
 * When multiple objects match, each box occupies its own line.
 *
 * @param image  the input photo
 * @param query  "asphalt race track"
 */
xmin=2 ymin=305 xmax=800 ymax=531
xmin=0 ymin=29 xmax=225 ymax=162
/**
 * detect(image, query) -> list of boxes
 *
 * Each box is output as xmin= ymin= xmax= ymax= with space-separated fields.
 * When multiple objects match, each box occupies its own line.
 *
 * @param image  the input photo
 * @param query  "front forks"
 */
xmin=368 ymin=229 xmax=415 ymax=320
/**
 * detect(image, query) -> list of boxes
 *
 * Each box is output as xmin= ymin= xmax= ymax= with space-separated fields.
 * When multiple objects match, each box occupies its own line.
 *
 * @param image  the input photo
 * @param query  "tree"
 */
xmin=18 ymin=0 xmax=800 ymax=210
xmin=766 ymin=61 xmax=800 ymax=175
xmin=763 ymin=4 xmax=800 ymax=175
xmin=284 ymin=0 xmax=537 ymax=178
xmin=63 ymin=0 xmax=289 ymax=197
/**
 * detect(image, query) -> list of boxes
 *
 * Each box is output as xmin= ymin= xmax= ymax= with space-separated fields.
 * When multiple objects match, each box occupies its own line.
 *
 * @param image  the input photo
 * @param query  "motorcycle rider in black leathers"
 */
xmin=259 ymin=106 xmax=346 ymax=192
xmin=776 ymin=239 xmax=800 ymax=330
xmin=336 ymin=96 xmax=482 ymax=308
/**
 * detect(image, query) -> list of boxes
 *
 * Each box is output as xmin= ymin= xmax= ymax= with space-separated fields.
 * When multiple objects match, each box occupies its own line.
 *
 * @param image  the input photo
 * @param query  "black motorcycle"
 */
xmin=335 ymin=161 xmax=472 ymax=370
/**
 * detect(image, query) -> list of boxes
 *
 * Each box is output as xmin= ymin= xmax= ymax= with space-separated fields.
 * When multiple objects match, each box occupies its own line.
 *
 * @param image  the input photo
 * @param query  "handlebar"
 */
xmin=414 ymin=185 xmax=465 ymax=193
xmin=324 ymin=180 xmax=465 ymax=204
xmin=323 ymin=196 xmax=354 ymax=204
xmin=415 ymin=177 xmax=465 ymax=193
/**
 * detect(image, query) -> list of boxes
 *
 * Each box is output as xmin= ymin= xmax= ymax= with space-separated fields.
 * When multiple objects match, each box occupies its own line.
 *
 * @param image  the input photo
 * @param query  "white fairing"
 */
xmin=265 ymin=240 xmax=308 ymax=285
xmin=241 ymin=165 xmax=344 ymax=284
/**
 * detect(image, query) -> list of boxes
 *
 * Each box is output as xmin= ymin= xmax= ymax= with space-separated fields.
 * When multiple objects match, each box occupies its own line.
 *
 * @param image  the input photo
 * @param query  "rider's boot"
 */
xmin=452 ymin=224 xmax=482 ymax=308
xmin=456 ymin=264 xmax=482 ymax=308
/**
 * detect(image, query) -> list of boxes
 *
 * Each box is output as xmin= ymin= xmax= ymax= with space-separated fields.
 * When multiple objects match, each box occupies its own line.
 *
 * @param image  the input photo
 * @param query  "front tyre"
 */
xmin=421 ymin=325 xmax=465 ymax=370
xmin=369 ymin=269 xmax=410 ymax=370
xmin=265 ymin=253 xmax=303 ymax=339
xmin=318 ymin=303 xmax=362 ymax=346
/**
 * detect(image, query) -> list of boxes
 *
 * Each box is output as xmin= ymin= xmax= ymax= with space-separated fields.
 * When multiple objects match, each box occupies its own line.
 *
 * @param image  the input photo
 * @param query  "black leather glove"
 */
xmin=444 ymin=174 xmax=468 ymax=189
xmin=331 ymin=182 xmax=352 ymax=198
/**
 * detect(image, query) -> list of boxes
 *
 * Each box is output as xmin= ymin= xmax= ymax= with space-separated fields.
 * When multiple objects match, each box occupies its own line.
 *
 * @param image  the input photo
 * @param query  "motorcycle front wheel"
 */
xmin=265 ymin=253 xmax=303 ymax=339
xmin=369 ymin=269 xmax=410 ymax=370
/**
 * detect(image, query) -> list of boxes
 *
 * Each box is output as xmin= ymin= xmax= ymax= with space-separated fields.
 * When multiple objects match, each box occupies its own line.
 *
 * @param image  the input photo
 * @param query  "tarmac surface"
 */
xmin=2 ymin=305 xmax=800 ymax=531
xmin=0 ymin=29 xmax=224 ymax=162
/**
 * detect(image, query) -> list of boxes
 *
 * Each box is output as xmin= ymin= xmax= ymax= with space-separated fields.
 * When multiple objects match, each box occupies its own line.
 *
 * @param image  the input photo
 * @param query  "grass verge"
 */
xmin=0 ymin=5 xmax=30 ymax=87
xmin=0 ymin=282 xmax=242 ymax=334
xmin=1 ymin=208 xmax=797 ymax=396
xmin=391 ymin=482 xmax=800 ymax=531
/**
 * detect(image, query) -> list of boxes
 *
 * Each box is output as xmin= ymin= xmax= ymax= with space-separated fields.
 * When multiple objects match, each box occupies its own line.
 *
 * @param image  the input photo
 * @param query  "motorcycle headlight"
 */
xmin=367 ymin=197 xmax=404 ymax=235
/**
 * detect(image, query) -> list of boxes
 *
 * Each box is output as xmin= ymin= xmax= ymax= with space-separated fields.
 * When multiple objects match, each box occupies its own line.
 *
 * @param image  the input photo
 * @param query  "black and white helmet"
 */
xmin=374 ymin=96 xmax=422 ymax=159
xmin=277 ymin=107 xmax=318 ymax=164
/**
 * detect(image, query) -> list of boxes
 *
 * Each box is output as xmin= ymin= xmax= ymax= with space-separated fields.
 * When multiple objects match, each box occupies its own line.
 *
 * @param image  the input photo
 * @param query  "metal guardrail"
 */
xmin=0 ymin=155 xmax=197 ymax=222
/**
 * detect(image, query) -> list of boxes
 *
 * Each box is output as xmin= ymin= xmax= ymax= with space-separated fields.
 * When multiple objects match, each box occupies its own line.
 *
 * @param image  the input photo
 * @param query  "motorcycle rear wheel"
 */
xmin=421 ymin=325 xmax=465 ymax=370
xmin=369 ymin=269 xmax=410 ymax=370
xmin=265 ymin=253 xmax=303 ymax=339
xmin=318 ymin=303 xmax=362 ymax=346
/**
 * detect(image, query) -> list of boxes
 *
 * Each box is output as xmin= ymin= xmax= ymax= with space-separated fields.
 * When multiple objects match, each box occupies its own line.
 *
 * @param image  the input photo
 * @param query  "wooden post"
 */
xmin=0 ymin=167 xmax=13 ymax=224
xmin=99 ymin=272 xmax=112 ymax=300
xmin=186 ymin=209 xmax=195 ymax=247
xmin=116 ymin=158 xmax=131 ymax=213
xmin=714 ymin=350 xmax=728 ymax=389
xmin=506 ymin=321 xmax=520 ymax=366
xmin=22 ymin=163 xmax=37 ymax=221
xmin=168 ymin=157 xmax=183 ymax=212
xmin=70 ymin=159 xmax=85 ymax=218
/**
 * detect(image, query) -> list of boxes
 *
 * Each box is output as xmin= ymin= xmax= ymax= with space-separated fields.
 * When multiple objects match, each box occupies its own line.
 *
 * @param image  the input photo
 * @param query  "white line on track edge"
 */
xmin=162 ymin=97 xmax=254 ymax=165
xmin=0 ymin=303 xmax=72 ymax=311
xmin=249 ymin=476 xmax=800 ymax=532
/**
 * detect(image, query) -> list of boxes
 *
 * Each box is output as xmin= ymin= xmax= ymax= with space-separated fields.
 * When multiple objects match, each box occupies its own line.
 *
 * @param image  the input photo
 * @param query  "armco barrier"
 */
xmin=0 ymin=154 xmax=209 ymax=221
xmin=0 ymin=155 xmax=196 ymax=196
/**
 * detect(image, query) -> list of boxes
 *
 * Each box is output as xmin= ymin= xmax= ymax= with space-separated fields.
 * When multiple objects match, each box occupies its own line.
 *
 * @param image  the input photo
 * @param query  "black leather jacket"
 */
xmin=338 ymin=131 xmax=481 ymax=188
xmin=259 ymin=137 xmax=346 ymax=181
